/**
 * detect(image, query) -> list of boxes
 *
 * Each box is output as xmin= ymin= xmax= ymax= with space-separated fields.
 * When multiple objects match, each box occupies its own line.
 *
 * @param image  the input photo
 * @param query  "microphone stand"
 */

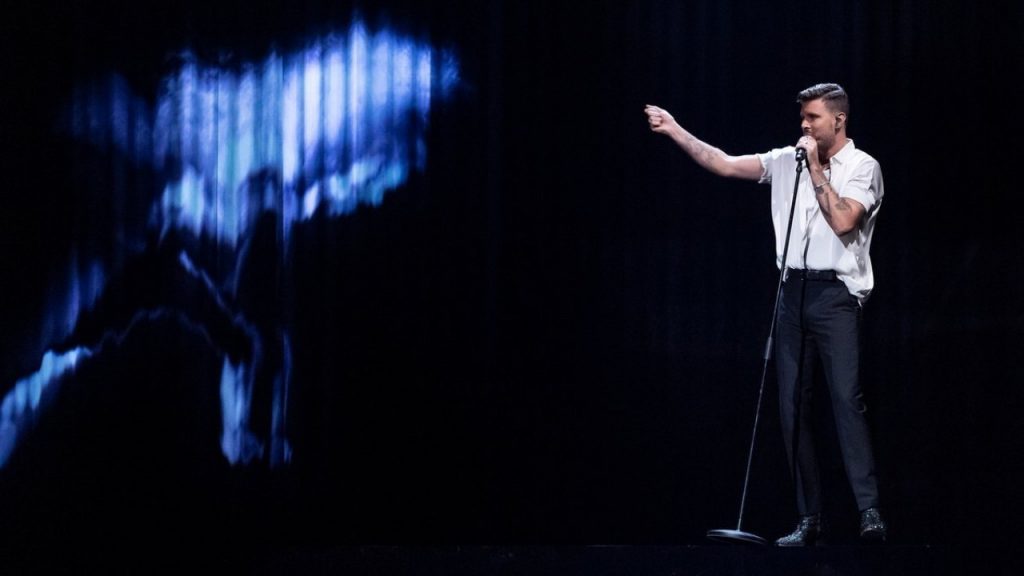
xmin=707 ymin=150 xmax=806 ymax=545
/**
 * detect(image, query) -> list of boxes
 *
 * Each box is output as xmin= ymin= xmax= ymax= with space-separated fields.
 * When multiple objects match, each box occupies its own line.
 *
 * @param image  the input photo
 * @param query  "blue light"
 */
xmin=2 ymin=20 xmax=459 ymax=470
xmin=0 ymin=348 xmax=91 ymax=467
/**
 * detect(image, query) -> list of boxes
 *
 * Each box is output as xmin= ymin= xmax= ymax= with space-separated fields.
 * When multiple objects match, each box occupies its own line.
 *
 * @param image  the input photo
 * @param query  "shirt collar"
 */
xmin=829 ymin=139 xmax=856 ymax=166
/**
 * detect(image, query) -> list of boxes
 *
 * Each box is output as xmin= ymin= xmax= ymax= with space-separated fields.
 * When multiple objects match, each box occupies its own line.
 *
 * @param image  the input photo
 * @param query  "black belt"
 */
xmin=785 ymin=268 xmax=838 ymax=282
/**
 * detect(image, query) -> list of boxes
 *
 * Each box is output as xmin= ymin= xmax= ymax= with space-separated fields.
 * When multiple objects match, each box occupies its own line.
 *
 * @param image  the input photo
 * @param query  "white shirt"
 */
xmin=757 ymin=139 xmax=883 ymax=304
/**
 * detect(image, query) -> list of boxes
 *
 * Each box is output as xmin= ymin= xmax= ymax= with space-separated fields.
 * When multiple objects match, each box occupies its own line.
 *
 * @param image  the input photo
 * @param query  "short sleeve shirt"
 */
xmin=757 ymin=140 xmax=884 ymax=304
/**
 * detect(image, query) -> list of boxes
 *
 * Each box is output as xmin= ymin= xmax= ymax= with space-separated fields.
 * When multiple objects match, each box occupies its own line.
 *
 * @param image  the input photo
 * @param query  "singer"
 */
xmin=645 ymin=83 xmax=887 ymax=545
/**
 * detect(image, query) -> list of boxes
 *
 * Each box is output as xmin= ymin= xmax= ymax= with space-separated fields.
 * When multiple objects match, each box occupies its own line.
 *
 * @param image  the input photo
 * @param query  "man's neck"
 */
xmin=824 ymin=135 xmax=849 ymax=162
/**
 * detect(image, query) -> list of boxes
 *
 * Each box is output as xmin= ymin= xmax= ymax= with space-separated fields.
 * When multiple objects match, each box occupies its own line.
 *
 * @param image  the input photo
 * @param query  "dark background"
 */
xmin=1 ymin=0 xmax=1022 ymax=552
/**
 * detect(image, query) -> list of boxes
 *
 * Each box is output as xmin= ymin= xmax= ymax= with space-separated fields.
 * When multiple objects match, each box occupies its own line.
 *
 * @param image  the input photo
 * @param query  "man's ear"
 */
xmin=836 ymin=112 xmax=846 ymax=131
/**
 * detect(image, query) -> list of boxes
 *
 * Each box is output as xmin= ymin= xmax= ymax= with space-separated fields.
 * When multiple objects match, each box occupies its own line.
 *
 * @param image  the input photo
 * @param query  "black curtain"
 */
xmin=0 ymin=0 xmax=1021 ymax=547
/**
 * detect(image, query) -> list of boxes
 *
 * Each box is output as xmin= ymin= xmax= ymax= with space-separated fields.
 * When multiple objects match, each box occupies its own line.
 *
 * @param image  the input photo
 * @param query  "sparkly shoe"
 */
xmin=775 ymin=514 xmax=822 ymax=546
xmin=859 ymin=507 xmax=888 ymax=542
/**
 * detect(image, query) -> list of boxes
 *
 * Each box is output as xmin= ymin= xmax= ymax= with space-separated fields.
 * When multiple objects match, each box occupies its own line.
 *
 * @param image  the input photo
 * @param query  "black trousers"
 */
xmin=775 ymin=273 xmax=880 ymax=515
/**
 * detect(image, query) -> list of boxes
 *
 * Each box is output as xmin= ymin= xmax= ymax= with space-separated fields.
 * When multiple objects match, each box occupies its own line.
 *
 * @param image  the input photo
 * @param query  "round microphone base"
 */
xmin=707 ymin=529 xmax=769 ymax=546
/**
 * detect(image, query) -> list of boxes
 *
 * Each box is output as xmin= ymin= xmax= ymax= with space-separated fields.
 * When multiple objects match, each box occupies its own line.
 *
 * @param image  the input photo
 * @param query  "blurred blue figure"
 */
xmin=0 ymin=22 xmax=458 ymax=469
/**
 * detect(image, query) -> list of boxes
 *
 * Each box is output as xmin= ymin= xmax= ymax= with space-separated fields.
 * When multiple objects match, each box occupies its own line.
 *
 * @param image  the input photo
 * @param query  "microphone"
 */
xmin=794 ymin=146 xmax=808 ymax=172
xmin=795 ymin=146 xmax=807 ymax=164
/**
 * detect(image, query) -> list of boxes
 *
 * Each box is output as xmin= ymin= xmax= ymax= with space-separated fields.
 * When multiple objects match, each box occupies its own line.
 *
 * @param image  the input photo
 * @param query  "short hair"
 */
xmin=797 ymin=83 xmax=849 ymax=117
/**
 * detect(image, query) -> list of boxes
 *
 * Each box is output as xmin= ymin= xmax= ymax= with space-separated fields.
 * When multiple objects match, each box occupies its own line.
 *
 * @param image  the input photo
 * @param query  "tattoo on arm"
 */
xmin=683 ymin=134 xmax=720 ymax=169
xmin=817 ymin=184 xmax=851 ymax=213
xmin=817 ymin=184 xmax=863 ymax=235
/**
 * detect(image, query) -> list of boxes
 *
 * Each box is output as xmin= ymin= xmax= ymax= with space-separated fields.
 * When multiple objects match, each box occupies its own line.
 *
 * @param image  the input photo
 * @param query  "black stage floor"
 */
xmin=3 ymin=544 xmax=1020 ymax=575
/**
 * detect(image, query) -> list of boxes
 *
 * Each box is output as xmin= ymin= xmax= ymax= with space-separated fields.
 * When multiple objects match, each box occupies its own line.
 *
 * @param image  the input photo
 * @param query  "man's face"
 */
xmin=800 ymin=98 xmax=843 ymax=153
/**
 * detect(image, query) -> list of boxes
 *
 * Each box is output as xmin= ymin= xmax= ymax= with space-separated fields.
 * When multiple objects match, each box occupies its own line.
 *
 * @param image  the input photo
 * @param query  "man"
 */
xmin=645 ymin=83 xmax=887 ymax=545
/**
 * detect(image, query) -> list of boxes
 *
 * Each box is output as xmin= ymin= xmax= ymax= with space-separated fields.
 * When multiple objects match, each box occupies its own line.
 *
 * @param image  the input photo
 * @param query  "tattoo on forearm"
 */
xmin=817 ymin=184 xmax=850 ymax=214
xmin=816 ymin=186 xmax=859 ymax=234
xmin=683 ymin=134 xmax=719 ymax=168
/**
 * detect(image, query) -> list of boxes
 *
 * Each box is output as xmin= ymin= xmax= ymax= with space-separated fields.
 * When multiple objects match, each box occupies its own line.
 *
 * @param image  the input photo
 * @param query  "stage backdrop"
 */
xmin=0 ymin=0 xmax=1021 ymax=548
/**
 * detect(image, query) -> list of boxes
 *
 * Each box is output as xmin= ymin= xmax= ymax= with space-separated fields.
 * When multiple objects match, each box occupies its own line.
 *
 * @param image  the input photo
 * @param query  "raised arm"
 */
xmin=645 ymin=105 xmax=762 ymax=181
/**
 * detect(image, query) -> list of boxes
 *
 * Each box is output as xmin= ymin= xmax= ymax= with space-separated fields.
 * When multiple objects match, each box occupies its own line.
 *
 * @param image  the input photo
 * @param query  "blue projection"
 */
xmin=0 ymin=21 xmax=459 ymax=469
